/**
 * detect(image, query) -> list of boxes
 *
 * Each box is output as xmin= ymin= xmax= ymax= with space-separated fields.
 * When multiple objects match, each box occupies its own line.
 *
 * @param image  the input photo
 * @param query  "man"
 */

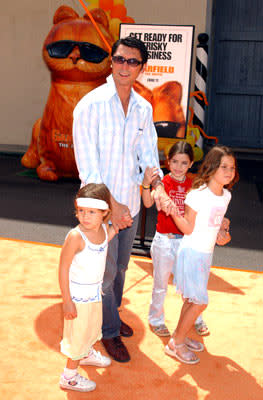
xmin=73 ymin=37 xmax=168 ymax=362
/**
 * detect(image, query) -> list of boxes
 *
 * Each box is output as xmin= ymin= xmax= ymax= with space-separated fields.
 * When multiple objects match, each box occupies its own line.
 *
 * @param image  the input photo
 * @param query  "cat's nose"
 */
xmin=69 ymin=46 xmax=81 ymax=64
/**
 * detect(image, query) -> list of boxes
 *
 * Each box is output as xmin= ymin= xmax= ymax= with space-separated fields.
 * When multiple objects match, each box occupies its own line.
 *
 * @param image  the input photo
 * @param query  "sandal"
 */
xmin=165 ymin=339 xmax=199 ymax=364
xmin=195 ymin=321 xmax=210 ymax=336
xmin=185 ymin=337 xmax=204 ymax=352
xmin=150 ymin=324 xmax=170 ymax=337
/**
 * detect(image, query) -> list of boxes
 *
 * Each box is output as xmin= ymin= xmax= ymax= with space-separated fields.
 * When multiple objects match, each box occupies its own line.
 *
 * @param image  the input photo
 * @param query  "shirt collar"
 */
xmin=106 ymin=74 xmax=139 ymax=107
xmin=106 ymin=74 xmax=117 ymax=98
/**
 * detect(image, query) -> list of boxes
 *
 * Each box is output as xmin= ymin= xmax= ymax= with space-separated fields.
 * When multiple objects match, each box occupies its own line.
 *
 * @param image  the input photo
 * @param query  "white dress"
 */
xmin=60 ymin=225 xmax=108 ymax=360
xmin=176 ymin=185 xmax=231 ymax=304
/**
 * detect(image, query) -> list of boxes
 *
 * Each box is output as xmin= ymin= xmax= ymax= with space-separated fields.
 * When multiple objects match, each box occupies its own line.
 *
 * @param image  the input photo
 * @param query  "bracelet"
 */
xmin=142 ymin=184 xmax=151 ymax=189
xmin=151 ymin=178 xmax=164 ymax=189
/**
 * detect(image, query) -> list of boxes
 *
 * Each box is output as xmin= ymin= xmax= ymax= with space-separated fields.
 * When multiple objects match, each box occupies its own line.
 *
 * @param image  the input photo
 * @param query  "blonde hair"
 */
xmin=192 ymin=145 xmax=239 ymax=190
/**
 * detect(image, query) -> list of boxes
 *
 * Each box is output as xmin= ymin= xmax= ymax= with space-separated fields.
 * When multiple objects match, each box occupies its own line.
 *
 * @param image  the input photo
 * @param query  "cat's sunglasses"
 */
xmin=46 ymin=40 xmax=109 ymax=63
xmin=112 ymin=55 xmax=143 ymax=67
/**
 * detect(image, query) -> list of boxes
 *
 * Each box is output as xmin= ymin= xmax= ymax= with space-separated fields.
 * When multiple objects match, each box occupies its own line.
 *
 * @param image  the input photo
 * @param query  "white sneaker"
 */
xmin=79 ymin=348 xmax=111 ymax=367
xmin=59 ymin=373 xmax=96 ymax=392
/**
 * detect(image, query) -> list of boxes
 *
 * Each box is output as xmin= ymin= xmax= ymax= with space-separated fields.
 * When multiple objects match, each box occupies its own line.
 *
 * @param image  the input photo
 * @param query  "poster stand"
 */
xmin=119 ymin=24 xmax=195 ymax=256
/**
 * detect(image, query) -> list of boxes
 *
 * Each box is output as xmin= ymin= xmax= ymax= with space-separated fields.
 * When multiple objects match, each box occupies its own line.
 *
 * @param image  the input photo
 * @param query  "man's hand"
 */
xmin=111 ymin=201 xmax=133 ymax=231
xmin=143 ymin=166 xmax=159 ymax=186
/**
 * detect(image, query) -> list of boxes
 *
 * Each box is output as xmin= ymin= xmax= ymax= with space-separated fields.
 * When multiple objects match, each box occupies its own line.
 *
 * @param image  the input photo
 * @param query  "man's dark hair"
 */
xmin=111 ymin=36 xmax=148 ymax=65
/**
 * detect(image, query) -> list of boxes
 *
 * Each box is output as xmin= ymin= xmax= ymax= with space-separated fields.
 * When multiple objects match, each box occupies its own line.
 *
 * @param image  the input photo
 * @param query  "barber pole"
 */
xmin=193 ymin=33 xmax=209 ymax=148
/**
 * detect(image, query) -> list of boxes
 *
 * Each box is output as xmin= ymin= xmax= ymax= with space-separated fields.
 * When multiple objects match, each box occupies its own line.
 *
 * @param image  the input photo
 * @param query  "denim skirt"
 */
xmin=175 ymin=247 xmax=213 ymax=305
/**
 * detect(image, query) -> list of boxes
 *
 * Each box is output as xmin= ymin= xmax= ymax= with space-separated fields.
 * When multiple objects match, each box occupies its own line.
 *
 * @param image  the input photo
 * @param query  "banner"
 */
xmin=120 ymin=24 xmax=194 ymax=154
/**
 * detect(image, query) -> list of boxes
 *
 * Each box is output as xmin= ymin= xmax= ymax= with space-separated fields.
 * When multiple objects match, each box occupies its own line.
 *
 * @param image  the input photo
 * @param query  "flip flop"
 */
xmin=165 ymin=340 xmax=200 ymax=364
xmin=195 ymin=321 xmax=210 ymax=336
xmin=185 ymin=337 xmax=204 ymax=352
xmin=150 ymin=324 xmax=170 ymax=337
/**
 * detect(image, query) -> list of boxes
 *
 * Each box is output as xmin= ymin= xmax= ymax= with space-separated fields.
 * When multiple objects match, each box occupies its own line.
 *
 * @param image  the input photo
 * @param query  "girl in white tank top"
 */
xmin=58 ymin=183 xmax=117 ymax=393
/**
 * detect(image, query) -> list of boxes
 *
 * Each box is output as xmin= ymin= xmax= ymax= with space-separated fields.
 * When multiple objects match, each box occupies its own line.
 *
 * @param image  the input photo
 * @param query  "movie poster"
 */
xmin=120 ymin=24 xmax=194 ymax=144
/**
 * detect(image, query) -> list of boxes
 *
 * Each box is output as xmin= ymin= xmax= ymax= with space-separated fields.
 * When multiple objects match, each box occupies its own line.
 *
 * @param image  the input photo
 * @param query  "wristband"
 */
xmin=142 ymin=184 xmax=151 ymax=189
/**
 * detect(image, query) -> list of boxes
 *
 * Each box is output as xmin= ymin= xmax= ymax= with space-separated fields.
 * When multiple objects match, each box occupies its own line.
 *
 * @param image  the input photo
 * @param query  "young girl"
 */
xmin=59 ymin=183 xmax=117 ymax=392
xmin=164 ymin=145 xmax=238 ymax=364
xmin=142 ymin=141 xmax=207 ymax=336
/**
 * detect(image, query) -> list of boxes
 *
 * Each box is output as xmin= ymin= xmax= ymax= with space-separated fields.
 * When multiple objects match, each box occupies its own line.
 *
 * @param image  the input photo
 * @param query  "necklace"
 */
xmin=169 ymin=173 xmax=186 ymax=183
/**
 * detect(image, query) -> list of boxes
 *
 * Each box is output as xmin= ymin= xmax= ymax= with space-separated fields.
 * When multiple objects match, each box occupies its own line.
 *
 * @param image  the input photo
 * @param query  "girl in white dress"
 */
xmin=165 ymin=145 xmax=239 ymax=364
xmin=59 ymin=183 xmax=117 ymax=392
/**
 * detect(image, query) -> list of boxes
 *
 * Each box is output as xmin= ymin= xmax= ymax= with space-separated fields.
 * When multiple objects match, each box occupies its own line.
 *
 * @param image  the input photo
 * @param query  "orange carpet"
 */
xmin=0 ymin=237 xmax=263 ymax=400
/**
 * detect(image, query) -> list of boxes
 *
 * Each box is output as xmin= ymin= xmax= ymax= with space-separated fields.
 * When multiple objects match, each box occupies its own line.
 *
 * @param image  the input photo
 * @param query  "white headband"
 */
xmin=76 ymin=198 xmax=109 ymax=210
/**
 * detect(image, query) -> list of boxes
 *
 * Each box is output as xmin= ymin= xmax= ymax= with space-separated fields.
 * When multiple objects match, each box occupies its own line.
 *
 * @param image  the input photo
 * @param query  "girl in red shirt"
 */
xmin=142 ymin=141 xmax=208 ymax=337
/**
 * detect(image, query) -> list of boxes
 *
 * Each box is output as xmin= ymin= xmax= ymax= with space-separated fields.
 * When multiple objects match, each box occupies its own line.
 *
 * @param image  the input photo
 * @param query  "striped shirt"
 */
xmin=73 ymin=74 xmax=162 ymax=217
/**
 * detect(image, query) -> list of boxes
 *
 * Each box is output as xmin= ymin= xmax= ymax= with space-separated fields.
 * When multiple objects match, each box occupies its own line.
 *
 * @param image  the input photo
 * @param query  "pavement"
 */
xmin=0 ymin=153 xmax=262 ymax=271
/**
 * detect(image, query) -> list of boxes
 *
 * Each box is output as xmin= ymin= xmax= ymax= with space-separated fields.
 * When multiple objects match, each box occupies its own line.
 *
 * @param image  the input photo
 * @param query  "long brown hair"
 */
xmin=192 ymin=145 xmax=239 ymax=190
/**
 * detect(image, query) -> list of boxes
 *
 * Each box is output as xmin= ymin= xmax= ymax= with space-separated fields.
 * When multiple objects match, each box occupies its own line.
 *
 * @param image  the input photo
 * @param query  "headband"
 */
xmin=76 ymin=198 xmax=109 ymax=210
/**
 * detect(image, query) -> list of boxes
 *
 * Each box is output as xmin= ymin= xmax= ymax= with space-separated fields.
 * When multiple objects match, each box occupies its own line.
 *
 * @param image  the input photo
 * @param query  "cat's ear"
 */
xmin=83 ymin=8 xmax=109 ymax=30
xmin=53 ymin=6 xmax=79 ymax=25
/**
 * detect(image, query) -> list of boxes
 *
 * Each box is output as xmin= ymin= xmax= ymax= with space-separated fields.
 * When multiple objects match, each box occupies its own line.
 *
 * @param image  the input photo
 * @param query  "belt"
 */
xmin=164 ymin=233 xmax=183 ymax=239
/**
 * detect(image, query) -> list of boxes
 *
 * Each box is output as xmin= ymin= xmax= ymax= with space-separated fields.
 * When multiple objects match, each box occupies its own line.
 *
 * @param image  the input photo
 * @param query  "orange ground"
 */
xmin=0 ymin=237 xmax=263 ymax=400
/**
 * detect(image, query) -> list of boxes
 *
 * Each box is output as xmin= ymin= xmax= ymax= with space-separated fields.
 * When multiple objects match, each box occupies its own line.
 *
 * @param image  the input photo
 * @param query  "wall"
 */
xmin=0 ymin=0 xmax=208 ymax=147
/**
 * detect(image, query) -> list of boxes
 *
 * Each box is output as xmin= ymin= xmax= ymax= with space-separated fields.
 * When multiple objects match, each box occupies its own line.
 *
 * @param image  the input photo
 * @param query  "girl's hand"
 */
xmin=170 ymin=201 xmax=181 ymax=217
xmin=63 ymin=300 xmax=77 ymax=320
xmin=216 ymin=217 xmax=231 ymax=245
xmin=143 ymin=167 xmax=159 ymax=186
xmin=221 ymin=217 xmax=230 ymax=231
xmin=216 ymin=229 xmax=231 ymax=246
xmin=153 ymin=184 xmax=172 ymax=214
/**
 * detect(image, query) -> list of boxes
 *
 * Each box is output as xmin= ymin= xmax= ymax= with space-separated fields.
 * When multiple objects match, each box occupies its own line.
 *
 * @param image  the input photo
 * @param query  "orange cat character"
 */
xmin=133 ymin=80 xmax=186 ymax=138
xmin=152 ymin=81 xmax=185 ymax=138
xmin=133 ymin=80 xmax=153 ymax=105
xmin=21 ymin=6 xmax=113 ymax=181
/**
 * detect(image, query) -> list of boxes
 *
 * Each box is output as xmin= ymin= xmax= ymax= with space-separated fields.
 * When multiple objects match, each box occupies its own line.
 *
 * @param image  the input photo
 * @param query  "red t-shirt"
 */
xmin=156 ymin=174 xmax=193 ymax=235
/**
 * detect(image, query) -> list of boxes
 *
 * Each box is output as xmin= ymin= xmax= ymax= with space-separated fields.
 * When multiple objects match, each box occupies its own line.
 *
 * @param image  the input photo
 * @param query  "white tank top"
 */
xmin=68 ymin=224 xmax=108 ymax=303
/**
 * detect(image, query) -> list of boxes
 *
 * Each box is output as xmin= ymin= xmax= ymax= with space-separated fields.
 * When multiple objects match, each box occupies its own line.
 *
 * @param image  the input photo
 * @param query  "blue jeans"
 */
xmin=102 ymin=213 xmax=139 ymax=338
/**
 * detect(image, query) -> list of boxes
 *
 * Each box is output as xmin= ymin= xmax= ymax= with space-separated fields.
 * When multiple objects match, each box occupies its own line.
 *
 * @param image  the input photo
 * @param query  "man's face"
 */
xmin=111 ymin=44 xmax=145 ymax=88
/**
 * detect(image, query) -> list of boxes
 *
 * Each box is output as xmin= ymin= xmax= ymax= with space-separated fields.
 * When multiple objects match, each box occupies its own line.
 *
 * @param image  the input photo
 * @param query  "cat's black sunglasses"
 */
xmin=46 ymin=40 xmax=109 ymax=63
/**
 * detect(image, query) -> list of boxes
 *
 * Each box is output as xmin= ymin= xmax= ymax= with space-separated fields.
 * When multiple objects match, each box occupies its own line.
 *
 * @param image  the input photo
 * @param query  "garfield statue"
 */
xmin=21 ymin=5 xmax=114 ymax=181
xmin=22 ymin=4 xmax=186 ymax=180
